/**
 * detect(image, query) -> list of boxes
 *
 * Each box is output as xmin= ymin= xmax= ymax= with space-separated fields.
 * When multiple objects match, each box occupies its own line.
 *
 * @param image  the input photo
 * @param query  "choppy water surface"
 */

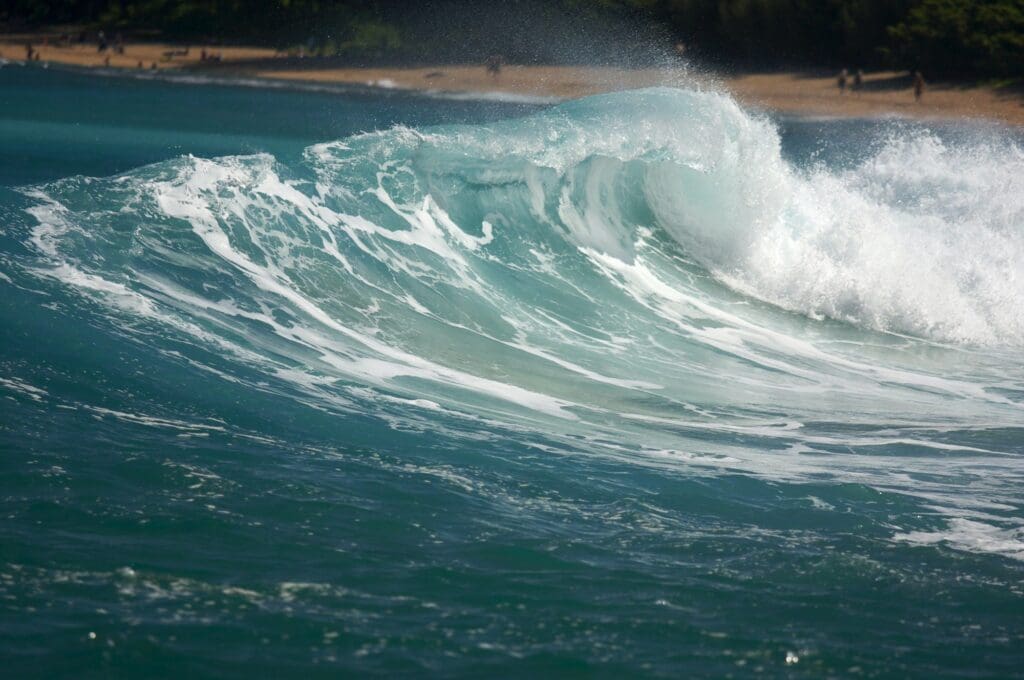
xmin=1 ymin=65 xmax=1023 ymax=678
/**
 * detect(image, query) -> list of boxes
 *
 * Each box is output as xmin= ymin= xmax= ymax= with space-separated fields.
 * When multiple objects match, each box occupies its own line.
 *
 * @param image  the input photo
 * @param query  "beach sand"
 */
xmin=3 ymin=34 xmax=1022 ymax=126
xmin=0 ymin=35 xmax=275 ymax=71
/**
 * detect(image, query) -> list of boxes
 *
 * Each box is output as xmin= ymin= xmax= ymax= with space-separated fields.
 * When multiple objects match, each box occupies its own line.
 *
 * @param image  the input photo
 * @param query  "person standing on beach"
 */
xmin=486 ymin=54 xmax=503 ymax=78
xmin=853 ymin=69 xmax=864 ymax=95
xmin=838 ymin=68 xmax=848 ymax=95
xmin=913 ymin=71 xmax=926 ymax=102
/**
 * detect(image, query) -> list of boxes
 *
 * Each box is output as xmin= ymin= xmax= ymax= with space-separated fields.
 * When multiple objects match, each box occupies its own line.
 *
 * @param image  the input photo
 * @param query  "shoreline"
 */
xmin=3 ymin=35 xmax=1023 ymax=126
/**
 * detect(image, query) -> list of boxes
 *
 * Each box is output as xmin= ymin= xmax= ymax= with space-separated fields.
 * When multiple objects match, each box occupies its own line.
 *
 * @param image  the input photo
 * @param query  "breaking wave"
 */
xmin=13 ymin=87 xmax=1024 ymax=559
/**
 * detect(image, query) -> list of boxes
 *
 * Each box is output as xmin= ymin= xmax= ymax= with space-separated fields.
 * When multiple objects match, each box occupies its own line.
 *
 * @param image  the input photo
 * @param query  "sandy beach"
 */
xmin=3 ymin=34 xmax=1023 ymax=126
xmin=0 ymin=34 xmax=276 ymax=70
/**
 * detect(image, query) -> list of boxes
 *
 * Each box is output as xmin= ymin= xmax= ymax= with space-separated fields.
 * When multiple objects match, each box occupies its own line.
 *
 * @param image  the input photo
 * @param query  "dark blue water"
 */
xmin=1 ymin=63 xmax=1023 ymax=678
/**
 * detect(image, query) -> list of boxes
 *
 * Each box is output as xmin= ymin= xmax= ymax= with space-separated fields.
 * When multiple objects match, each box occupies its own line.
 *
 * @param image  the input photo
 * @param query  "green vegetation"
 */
xmin=888 ymin=0 xmax=1024 ymax=76
xmin=3 ymin=0 xmax=1023 ymax=77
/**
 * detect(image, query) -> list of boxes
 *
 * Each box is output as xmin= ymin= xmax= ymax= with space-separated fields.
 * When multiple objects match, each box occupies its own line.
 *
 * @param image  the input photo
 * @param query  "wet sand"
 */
xmin=3 ymin=35 xmax=1022 ymax=126
xmin=248 ymin=64 xmax=678 ymax=100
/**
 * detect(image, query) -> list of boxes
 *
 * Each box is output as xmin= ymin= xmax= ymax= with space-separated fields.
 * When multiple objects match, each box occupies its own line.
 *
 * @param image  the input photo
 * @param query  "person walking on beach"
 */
xmin=838 ymin=68 xmax=848 ymax=95
xmin=853 ymin=69 xmax=864 ymax=95
xmin=913 ymin=71 xmax=926 ymax=102
xmin=486 ymin=54 xmax=503 ymax=78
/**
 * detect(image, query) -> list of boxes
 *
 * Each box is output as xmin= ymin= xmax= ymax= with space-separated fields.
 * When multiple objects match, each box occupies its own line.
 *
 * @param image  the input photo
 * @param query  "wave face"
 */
xmin=23 ymin=89 xmax=1024 ymax=414
xmin=4 ymin=85 xmax=1024 ymax=676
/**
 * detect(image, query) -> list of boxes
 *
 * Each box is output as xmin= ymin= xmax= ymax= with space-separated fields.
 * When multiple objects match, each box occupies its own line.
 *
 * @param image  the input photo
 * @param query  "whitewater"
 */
xmin=1 ymin=67 xmax=1022 ymax=678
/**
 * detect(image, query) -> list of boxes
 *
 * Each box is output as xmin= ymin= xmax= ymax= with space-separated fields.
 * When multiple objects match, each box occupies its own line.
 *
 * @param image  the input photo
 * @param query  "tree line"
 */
xmin=3 ymin=0 xmax=1023 ymax=77
xmin=604 ymin=0 xmax=1023 ymax=76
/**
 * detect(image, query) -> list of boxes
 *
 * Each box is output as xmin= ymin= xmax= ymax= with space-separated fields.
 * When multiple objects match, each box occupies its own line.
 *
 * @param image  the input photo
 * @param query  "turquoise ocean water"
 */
xmin=1 ymin=63 xmax=1023 ymax=678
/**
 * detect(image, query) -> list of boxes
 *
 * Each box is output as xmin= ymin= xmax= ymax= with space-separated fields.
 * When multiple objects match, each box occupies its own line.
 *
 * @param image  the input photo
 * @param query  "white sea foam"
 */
xmin=0 ymin=377 xmax=48 ymax=402
xmin=895 ymin=518 xmax=1024 ymax=561
xmin=718 ymin=135 xmax=1024 ymax=346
